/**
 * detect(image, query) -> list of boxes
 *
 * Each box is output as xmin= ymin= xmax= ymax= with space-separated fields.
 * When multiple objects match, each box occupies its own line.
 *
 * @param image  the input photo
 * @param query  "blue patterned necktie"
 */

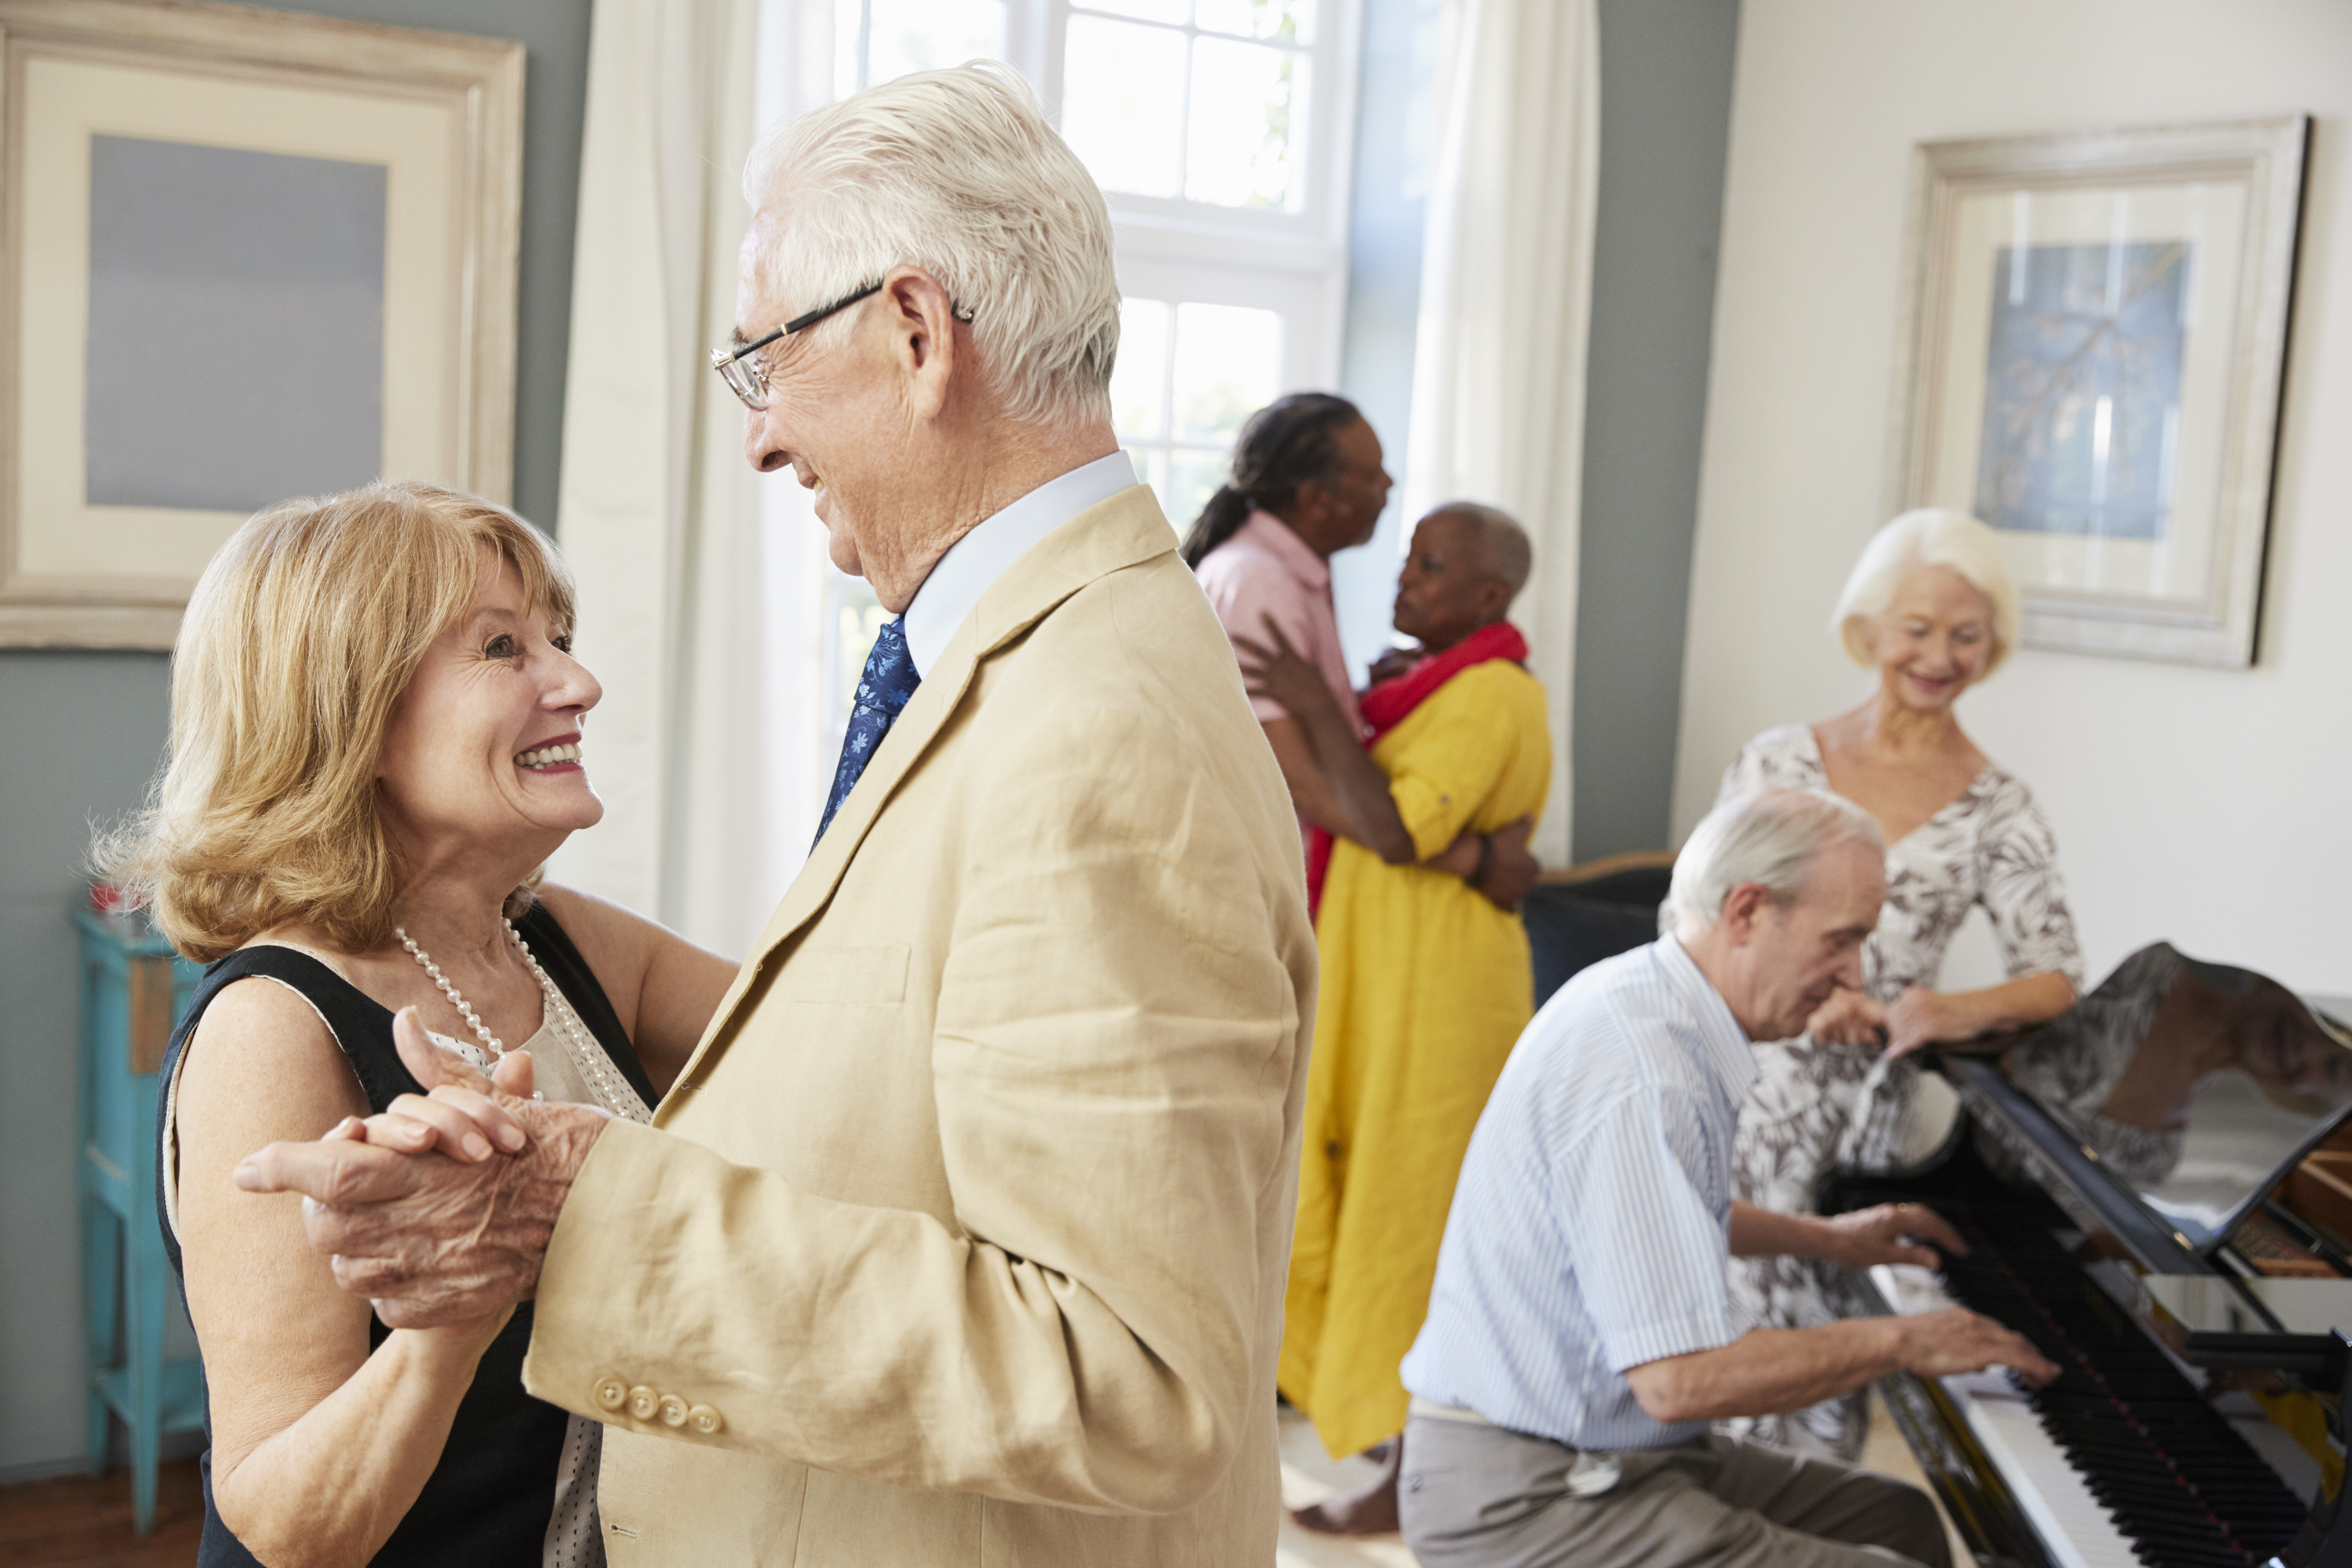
xmin=815 ymin=616 xmax=921 ymax=846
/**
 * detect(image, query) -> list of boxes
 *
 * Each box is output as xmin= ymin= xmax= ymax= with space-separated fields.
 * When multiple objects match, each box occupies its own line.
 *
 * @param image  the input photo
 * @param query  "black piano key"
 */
xmin=1858 ymin=1193 xmax=2310 ymax=1568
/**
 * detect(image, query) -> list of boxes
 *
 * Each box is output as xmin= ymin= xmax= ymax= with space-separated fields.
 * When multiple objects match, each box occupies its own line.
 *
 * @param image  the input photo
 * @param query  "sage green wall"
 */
xmin=0 ymin=0 xmax=589 ymax=1479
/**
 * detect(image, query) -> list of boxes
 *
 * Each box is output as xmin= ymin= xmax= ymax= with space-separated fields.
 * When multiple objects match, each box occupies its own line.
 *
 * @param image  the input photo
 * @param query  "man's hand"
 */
xmin=1813 ymin=1202 xmax=1969 ymax=1270
xmin=1805 ymin=986 xmax=1887 ymax=1046
xmin=1893 ymin=1307 xmax=2060 ymax=1386
xmin=234 ymin=1008 xmax=610 ymax=1328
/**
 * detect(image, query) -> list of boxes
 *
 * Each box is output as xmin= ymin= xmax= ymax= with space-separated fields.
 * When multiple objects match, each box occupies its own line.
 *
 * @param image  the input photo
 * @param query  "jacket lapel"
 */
xmin=663 ymin=484 xmax=1180 ymax=1094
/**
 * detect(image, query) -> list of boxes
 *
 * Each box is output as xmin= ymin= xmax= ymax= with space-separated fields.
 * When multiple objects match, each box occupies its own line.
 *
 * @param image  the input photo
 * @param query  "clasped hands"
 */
xmin=233 ymin=1008 xmax=610 ymax=1328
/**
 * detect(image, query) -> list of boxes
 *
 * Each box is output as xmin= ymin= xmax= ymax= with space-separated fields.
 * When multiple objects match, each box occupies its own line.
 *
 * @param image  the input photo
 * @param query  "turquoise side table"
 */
xmin=74 ymin=905 xmax=208 ymax=1534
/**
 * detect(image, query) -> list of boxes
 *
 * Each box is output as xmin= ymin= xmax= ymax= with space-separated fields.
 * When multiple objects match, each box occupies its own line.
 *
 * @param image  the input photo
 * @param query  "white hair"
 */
xmin=740 ymin=63 xmax=1119 ymax=429
xmin=1667 ymin=788 xmax=1884 ymax=932
xmin=1427 ymin=501 xmax=1532 ymax=596
xmin=1831 ymin=508 xmax=2022 ymax=677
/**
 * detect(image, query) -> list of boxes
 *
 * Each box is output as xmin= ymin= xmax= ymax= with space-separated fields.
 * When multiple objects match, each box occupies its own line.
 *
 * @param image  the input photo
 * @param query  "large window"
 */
xmin=792 ymin=0 xmax=1358 ymax=736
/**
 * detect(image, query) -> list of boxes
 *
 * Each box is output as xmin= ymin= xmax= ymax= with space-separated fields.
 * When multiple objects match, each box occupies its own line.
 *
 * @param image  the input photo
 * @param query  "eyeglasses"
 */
xmin=710 ymin=279 xmax=977 ymax=411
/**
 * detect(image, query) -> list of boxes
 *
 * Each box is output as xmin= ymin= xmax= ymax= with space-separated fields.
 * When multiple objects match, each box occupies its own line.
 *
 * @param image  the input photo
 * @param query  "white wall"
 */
xmin=1672 ymin=0 xmax=2352 ymax=996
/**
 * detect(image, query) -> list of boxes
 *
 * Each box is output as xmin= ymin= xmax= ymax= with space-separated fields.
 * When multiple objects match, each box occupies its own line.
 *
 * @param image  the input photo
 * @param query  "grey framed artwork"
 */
xmin=0 ymin=0 xmax=522 ymax=648
xmin=1884 ymin=117 xmax=2308 ymax=667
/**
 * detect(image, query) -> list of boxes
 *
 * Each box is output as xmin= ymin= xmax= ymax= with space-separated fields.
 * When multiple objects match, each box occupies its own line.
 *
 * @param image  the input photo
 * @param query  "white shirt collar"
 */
xmin=1655 ymin=934 xmax=1762 ymax=1098
xmin=899 ymin=452 xmax=1139 ymax=678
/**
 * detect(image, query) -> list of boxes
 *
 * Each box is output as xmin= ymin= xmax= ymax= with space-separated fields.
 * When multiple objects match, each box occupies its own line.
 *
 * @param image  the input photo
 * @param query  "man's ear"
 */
xmin=882 ymin=265 xmax=962 ymax=421
xmin=1719 ymin=881 xmax=1772 ymax=944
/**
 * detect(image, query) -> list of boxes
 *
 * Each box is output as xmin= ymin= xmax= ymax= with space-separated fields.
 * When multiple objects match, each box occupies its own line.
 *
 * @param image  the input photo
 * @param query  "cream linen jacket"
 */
xmin=521 ymin=486 xmax=1317 ymax=1565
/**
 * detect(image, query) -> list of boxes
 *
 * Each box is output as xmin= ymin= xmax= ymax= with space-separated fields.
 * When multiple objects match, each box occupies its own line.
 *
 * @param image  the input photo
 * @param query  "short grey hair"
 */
xmin=1667 ymin=788 xmax=1884 ymax=932
xmin=741 ymin=63 xmax=1119 ymax=429
xmin=1428 ymin=501 xmax=1533 ymax=596
xmin=1831 ymin=508 xmax=2022 ymax=678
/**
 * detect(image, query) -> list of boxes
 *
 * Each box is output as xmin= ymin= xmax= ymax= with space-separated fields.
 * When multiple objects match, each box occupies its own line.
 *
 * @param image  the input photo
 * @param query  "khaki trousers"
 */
xmin=1399 ymin=1416 xmax=1951 ymax=1568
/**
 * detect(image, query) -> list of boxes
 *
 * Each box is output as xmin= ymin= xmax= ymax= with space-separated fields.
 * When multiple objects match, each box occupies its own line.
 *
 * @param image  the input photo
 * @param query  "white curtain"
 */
xmin=1403 ymin=0 xmax=1600 ymax=869
xmin=545 ymin=0 xmax=836 ymax=955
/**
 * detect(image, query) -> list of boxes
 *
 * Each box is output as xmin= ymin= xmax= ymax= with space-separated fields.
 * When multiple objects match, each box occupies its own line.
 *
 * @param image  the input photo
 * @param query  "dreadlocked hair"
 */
xmin=1179 ymin=391 xmax=1364 ymax=569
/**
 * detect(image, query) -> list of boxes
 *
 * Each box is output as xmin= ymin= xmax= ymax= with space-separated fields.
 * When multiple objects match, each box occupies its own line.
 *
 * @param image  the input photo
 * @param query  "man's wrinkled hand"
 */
xmin=234 ymin=1007 xmax=610 ymax=1328
xmin=1817 ymin=1201 xmax=1968 ymax=1271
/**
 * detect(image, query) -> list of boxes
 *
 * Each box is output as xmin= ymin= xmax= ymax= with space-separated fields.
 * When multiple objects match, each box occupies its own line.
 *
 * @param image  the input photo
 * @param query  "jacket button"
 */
xmin=658 ymin=1393 xmax=689 ymax=1427
xmin=627 ymin=1385 xmax=659 ymax=1420
xmin=593 ymin=1377 xmax=628 ymax=1412
xmin=688 ymin=1404 xmax=724 ymax=1435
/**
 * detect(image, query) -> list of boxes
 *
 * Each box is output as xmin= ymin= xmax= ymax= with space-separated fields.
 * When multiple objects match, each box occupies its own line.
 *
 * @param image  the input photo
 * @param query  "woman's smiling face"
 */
xmin=1866 ymin=564 xmax=1995 ymax=716
xmin=375 ymin=555 xmax=604 ymax=871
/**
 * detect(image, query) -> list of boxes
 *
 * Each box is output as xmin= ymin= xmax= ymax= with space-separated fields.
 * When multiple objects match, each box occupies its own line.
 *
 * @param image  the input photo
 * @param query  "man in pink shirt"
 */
xmin=1186 ymin=394 xmax=1535 ymax=903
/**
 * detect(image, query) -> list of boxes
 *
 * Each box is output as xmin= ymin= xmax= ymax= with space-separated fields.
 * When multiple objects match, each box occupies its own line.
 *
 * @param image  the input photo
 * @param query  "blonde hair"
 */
xmin=1831 ymin=508 xmax=2022 ymax=678
xmin=741 ymin=62 xmax=1119 ymax=430
xmin=97 ymin=483 xmax=575 ymax=962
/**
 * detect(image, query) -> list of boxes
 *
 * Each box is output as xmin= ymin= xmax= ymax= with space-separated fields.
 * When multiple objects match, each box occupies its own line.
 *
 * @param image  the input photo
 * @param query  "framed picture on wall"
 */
xmin=0 ymin=0 xmax=522 ymax=648
xmin=1884 ymin=116 xmax=2308 ymax=667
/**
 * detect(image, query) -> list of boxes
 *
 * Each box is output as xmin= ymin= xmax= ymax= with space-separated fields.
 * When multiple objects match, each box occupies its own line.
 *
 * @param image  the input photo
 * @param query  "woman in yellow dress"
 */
xmin=1237 ymin=502 xmax=1552 ymax=1535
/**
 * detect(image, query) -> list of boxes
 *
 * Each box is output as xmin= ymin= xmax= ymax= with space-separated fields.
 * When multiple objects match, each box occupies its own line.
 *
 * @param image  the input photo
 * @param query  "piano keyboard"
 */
xmin=1882 ymin=1207 xmax=2309 ymax=1568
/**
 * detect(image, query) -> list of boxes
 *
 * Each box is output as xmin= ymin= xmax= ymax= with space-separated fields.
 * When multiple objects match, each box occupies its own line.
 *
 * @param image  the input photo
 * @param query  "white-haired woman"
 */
xmin=104 ymin=483 xmax=736 ymax=1566
xmin=1716 ymin=508 xmax=2084 ymax=1458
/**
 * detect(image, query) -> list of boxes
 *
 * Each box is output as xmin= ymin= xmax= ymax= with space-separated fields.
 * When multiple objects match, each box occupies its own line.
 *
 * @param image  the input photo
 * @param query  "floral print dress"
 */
xmin=1715 ymin=723 xmax=2084 ymax=1456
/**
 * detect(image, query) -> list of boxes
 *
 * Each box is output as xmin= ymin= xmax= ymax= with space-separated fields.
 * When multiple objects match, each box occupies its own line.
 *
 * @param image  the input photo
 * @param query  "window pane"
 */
xmin=1185 ymin=37 xmax=1307 ymax=210
xmin=1167 ymin=449 xmax=1227 ymax=537
xmin=1125 ymin=444 xmax=1168 ymax=499
xmin=1073 ymin=0 xmax=1188 ymax=23
xmin=1195 ymin=0 xmax=1315 ymax=44
xmin=1110 ymin=297 xmax=1171 ymax=440
xmin=866 ymin=0 xmax=1005 ymax=83
xmin=1061 ymin=16 xmax=1186 ymax=199
xmin=1172 ymin=301 xmax=1281 ymax=442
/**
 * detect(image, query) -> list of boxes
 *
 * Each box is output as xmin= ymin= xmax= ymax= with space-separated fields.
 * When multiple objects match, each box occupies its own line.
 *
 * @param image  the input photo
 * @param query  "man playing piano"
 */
xmin=1397 ymin=787 xmax=2059 ymax=1568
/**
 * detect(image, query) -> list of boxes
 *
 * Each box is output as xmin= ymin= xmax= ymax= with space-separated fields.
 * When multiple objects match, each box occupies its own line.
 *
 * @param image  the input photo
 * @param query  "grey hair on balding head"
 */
xmin=740 ymin=63 xmax=1120 ymax=429
xmin=1667 ymin=788 xmax=1883 ymax=933
xmin=1429 ymin=501 xmax=1533 ymax=596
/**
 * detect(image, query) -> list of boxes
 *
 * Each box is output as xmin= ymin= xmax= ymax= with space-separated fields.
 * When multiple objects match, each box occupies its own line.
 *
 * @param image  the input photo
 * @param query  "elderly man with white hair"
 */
xmin=1394 ymin=788 xmax=2058 ymax=1568
xmin=237 ymin=64 xmax=1318 ymax=1565
xmin=1719 ymin=508 xmax=2086 ymax=1457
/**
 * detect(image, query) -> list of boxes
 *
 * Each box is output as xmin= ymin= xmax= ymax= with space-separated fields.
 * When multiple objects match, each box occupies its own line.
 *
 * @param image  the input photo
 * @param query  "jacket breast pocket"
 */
xmin=772 ymin=945 xmax=911 ymax=1006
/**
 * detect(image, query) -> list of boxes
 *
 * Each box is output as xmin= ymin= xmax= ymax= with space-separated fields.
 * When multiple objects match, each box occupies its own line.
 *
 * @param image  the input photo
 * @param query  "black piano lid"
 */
xmin=1955 ymin=942 xmax=2352 ymax=1266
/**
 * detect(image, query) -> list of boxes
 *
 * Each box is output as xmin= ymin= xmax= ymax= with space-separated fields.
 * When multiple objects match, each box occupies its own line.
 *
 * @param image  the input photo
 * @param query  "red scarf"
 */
xmin=1306 ymin=619 xmax=1530 ymax=918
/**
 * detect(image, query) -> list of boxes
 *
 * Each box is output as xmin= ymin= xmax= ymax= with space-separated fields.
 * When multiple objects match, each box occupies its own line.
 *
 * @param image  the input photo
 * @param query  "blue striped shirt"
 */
xmin=1398 ymin=935 xmax=1759 ymax=1450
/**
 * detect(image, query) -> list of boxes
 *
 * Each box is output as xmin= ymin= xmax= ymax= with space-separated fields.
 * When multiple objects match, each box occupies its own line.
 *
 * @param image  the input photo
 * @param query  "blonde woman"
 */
xmin=104 ymin=483 xmax=735 ymax=1566
xmin=1714 ymin=508 xmax=2085 ymax=1457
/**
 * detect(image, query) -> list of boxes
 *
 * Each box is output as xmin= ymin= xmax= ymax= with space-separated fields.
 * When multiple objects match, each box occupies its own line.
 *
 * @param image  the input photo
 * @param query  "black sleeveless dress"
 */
xmin=156 ymin=904 xmax=660 ymax=1568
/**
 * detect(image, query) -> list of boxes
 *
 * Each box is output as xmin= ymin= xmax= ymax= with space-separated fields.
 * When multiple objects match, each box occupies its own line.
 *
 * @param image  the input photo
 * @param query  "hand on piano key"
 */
xmin=1868 ymin=1262 xmax=2062 ymax=1386
xmin=1819 ymin=1200 xmax=1972 ymax=1270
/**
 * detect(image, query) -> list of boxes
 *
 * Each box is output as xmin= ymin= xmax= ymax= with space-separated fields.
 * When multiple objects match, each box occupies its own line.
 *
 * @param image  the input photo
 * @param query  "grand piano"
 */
xmin=1820 ymin=941 xmax=2352 ymax=1568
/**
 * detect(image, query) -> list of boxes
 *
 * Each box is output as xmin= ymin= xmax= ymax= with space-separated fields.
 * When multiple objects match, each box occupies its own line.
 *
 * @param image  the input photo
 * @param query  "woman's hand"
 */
xmin=1884 ymin=987 xmax=1968 ymax=1058
xmin=1364 ymin=646 xmax=1419 ymax=687
xmin=1806 ymin=987 xmax=1888 ymax=1046
xmin=1234 ymin=622 xmax=1347 ymax=730
xmin=324 ymin=1016 xmax=536 ymax=1162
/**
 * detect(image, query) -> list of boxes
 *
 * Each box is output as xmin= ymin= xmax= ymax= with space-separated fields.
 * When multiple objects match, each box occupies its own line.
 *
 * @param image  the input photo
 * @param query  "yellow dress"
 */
xmin=1279 ymin=658 xmax=1552 ymax=1458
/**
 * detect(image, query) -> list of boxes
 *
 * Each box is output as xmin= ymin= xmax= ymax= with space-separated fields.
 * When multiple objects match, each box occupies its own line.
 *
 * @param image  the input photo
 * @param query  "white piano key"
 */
xmin=1946 ymin=1379 xmax=2140 ymax=1568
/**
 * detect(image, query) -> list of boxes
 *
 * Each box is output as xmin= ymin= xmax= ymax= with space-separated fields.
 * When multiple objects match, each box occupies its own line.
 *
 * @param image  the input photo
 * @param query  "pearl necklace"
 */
xmin=393 ymin=920 xmax=642 ymax=1119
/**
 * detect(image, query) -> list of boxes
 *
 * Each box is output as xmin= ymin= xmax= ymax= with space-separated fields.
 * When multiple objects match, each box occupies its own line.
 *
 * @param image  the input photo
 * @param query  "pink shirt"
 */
xmin=1194 ymin=511 xmax=1363 ymax=735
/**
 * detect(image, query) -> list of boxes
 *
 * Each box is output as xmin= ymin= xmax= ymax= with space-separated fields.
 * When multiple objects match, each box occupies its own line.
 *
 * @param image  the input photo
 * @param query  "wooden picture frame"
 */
xmin=1884 ymin=116 xmax=2309 ymax=667
xmin=0 ymin=0 xmax=521 ymax=648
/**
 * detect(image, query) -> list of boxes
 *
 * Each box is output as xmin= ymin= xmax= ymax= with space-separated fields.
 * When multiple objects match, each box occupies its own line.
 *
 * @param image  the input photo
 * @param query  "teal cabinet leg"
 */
xmin=126 ymin=1240 xmax=166 ymax=1534
xmin=82 ymin=1193 xmax=119 ymax=1477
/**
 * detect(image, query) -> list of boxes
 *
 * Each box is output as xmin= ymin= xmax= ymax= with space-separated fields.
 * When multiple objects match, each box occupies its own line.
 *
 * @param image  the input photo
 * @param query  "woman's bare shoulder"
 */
xmin=175 ymin=970 xmax=362 ymax=1139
